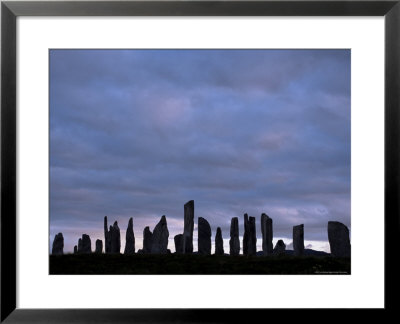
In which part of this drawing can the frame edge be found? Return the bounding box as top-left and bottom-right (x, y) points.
(1, 1), (16, 322)
(385, 0), (400, 312)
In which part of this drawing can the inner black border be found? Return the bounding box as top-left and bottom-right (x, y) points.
(1, 1), (399, 322)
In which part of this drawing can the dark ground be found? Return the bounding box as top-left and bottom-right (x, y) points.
(49, 253), (350, 275)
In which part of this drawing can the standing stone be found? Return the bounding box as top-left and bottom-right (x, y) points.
(261, 213), (273, 256)
(124, 217), (135, 254)
(328, 221), (351, 257)
(198, 217), (211, 255)
(243, 214), (256, 256)
(81, 234), (92, 254)
(229, 217), (240, 256)
(182, 200), (194, 254)
(174, 234), (183, 254)
(293, 224), (304, 256)
(78, 238), (82, 253)
(73, 245), (77, 254)
(243, 214), (249, 255)
(215, 227), (224, 255)
(249, 216), (256, 255)
(104, 216), (111, 253)
(52, 233), (64, 255)
(95, 239), (103, 254)
(273, 239), (286, 255)
(143, 226), (153, 254)
(151, 215), (169, 254)
(110, 221), (121, 254)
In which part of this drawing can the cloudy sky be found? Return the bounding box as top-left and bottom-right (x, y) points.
(49, 49), (350, 254)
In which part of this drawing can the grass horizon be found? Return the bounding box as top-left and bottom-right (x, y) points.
(49, 254), (350, 275)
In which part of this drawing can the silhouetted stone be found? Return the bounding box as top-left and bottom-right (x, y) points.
(52, 233), (64, 255)
(249, 217), (257, 255)
(73, 245), (77, 254)
(243, 214), (249, 255)
(174, 234), (183, 254)
(243, 214), (256, 256)
(229, 217), (240, 256)
(124, 217), (135, 254)
(110, 221), (121, 254)
(261, 213), (273, 256)
(215, 227), (224, 255)
(109, 225), (112, 243)
(78, 238), (82, 253)
(95, 239), (103, 254)
(273, 239), (286, 256)
(143, 226), (153, 254)
(151, 215), (169, 254)
(104, 216), (111, 253)
(137, 249), (144, 254)
(198, 217), (211, 255)
(183, 200), (194, 254)
(293, 224), (304, 256)
(328, 221), (351, 257)
(81, 234), (92, 254)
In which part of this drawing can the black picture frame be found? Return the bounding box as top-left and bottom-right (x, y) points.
(1, 0), (399, 322)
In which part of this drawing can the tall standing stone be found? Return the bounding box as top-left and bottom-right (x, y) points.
(243, 214), (249, 255)
(183, 200), (194, 254)
(151, 215), (169, 254)
(52, 233), (64, 255)
(143, 226), (153, 254)
(73, 245), (77, 254)
(328, 221), (351, 257)
(174, 234), (183, 254)
(110, 221), (121, 254)
(198, 217), (211, 255)
(104, 216), (111, 253)
(273, 239), (286, 256)
(95, 239), (103, 254)
(293, 224), (304, 256)
(81, 234), (92, 254)
(124, 217), (135, 254)
(249, 216), (256, 255)
(215, 227), (224, 255)
(243, 214), (256, 256)
(229, 217), (240, 256)
(78, 238), (83, 253)
(261, 213), (273, 256)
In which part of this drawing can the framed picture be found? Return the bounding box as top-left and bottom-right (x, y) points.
(1, 0), (399, 321)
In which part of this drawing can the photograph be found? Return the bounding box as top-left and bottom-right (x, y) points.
(2, 0), (398, 320)
(49, 49), (351, 275)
